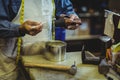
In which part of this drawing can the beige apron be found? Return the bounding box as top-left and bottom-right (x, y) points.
(0, 0), (54, 79)
(104, 13), (114, 38)
(0, 37), (17, 79)
(13, 0), (54, 55)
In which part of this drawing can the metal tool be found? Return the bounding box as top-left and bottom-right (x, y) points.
(98, 59), (111, 75)
(81, 45), (100, 65)
(99, 59), (120, 80)
(24, 62), (77, 75)
(69, 61), (77, 75)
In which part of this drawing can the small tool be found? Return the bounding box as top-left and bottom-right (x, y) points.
(98, 58), (111, 75)
(81, 45), (100, 65)
(69, 61), (77, 75)
(24, 62), (77, 75)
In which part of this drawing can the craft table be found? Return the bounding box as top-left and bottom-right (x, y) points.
(21, 51), (109, 80)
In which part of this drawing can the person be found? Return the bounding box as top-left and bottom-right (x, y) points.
(0, 0), (81, 80)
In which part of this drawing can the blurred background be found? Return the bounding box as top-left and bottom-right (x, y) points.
(67, 0), (109, 36)
(65, 0), (120, 52)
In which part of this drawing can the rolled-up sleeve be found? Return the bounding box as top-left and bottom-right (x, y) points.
(55, 0), (76, 17)
(0, 20), (25, 38)
(0, 0), (24, 38)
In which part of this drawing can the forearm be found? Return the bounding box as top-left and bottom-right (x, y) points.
(0, 0), (23, 38)
(0, 20), (25, 38)
(55, 0), (76, 17)
(63, 1), (76, 15)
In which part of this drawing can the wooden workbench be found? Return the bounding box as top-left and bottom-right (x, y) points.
(21, 51), (108, 80)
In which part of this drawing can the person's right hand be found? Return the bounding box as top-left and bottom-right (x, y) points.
(19, 20), (43, 36)
(60, 14), (82, 30)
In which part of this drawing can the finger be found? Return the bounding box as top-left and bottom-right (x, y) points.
(68, 28), (76, 30)
(69, 15), (78, 21)
(31, 23), (42, 30)
(69, 15), (81, 23)
(26, 20), (41, 26)
(29, 30), (41, 36)
(34, 23), (43, 31)
(36, 29), (42, 34)
(72, 19), (82, 25)
(29, 24), (43, 35)
(67, 26), (76, 30)
(29, 31), (39, 36)
(70, 16), (75, 21)
(76, 24), (80, 27)
(31, 26), (37, 30)
(74, 16), (79, 19)
(76, 19), (82, 24)
(29, 31), (36, 36)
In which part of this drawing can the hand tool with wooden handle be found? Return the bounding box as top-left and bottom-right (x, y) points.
(24, 62), (77, 75)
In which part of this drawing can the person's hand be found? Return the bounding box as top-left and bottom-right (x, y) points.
(19, 20), (43, 36)
(67, 14), (81, 30)
(60, 14), (82, 30)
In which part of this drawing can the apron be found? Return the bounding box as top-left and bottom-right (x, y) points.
(104, 13), (114, 38)
(13, 0), (54, 55)
(23, 0), (53, 44)
(0, 39), (17, 79)
(0, 0), (54, 79)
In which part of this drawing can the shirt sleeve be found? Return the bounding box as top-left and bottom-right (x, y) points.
(0, 20), (25, 38)
(55, 0), (76, 17)
(0, 0), (24, 38)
